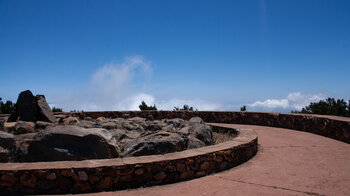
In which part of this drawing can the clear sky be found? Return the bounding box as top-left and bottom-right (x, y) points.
(1, 0), (349, 112)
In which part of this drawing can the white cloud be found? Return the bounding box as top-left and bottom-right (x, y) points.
(249, 92), (325, 112)
(51, 55), (221, 111)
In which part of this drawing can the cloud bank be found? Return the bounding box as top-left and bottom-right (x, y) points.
(248, 92), (325, 112)
(52, 56), (221, 111)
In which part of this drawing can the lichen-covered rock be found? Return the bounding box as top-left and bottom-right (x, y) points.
(23, 126), (120, 162)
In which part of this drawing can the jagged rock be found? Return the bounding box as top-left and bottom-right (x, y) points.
(23, 126), (120, 162)
(189, 117), (204, 125)
(192, 124), (213, 145)
(123, 131), (188, 157)
(14, 121), (35, 134)
(7, 90), (56, 123)
(35, 95), (56, 123)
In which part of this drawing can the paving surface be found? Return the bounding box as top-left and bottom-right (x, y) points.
(74, 124), (350, 196)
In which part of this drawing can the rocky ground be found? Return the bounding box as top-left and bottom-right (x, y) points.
(0, 90), (235, 163)
(0, 115), (235, 163)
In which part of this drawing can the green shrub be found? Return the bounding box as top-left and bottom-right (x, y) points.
(139, 101), (157, 111)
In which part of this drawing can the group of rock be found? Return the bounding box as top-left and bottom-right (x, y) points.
(0, 90), (213, 162)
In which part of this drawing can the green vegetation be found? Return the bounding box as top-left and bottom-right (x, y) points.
(293, 98), (350, 117)
(139, 101), (157, 111)
(240, 105), (247, 111)
(52, 107), (63, 112)
(174, 105), (195, 111)
(0, 97), (15, 114)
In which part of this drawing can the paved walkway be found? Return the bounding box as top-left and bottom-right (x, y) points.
(78, 124), (350, 196)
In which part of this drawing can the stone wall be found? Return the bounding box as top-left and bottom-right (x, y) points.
(69, 111), (350, 143)
(0, 125), (257, 194)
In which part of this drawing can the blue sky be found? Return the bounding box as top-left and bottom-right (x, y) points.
(0, 0), (349, 112)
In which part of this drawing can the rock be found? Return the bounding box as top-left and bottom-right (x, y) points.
(35, 95), (56, 123)
(14, 121), (35, 134)
(189, 117), (204, 125)
(78, 120), (94, 128)
(62, 117), (79, 125)
(129, 117), (145, 124)
(123, 131), (188, 157)
(192, 124), (213, 145)
(179, 126), (191, 135)
(187, 135), (206, 149)
(0, 118), (4, 131)
(23, 126), (120, 162)
(101, 121), (116, 129)
(4, 122), (16, 133)
(153, 171), (167, 181)
(0, 131), (14, 149)
(9, 90), (36, 122)
(35, 121), (53, 130)
(144, 123), (162, 131)
(146, 115), (154, 121)
(7, 90), (56, 123)
(0, 131), (15, 162)
(84, 117), (92, 121)
(96, 117), (106, 124)
(166, 118), (184, 127)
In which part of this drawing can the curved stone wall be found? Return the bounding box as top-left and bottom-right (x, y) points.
(0, 125), (257, 194)
(71, 111), (350, 143)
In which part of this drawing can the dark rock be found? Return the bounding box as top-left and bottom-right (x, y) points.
(146, 115), (154, 121)
(23, 126), (120, 162)
(166, 118), (184, 127)
(123, 131), (188, 157)
(192, 124), (213, 145)
(35, 95), (56, 123)
(7, 90), (56, 123)
(144, 124), (162, 131)
(9, 90), (36, 122)
(189, 117), (204, 125)
(0, 131), (15, 162)
(0, 118), (4, 131)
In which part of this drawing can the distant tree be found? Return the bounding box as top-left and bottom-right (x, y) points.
(52, 107), (63, 112)
(174, 105), (194, 111)
(240, 105), (247, 111)
(139, 101), (157, 111)
(0, 98), (15, 114)
(298, 97), (349, 117)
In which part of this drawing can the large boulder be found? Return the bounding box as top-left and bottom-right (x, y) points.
(23, 126), (120, 162)
(8, 90), (55, 123)
(122, 131), (188, 157)
(0, 131), (15, 162)
(192, 124), (213, 145)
